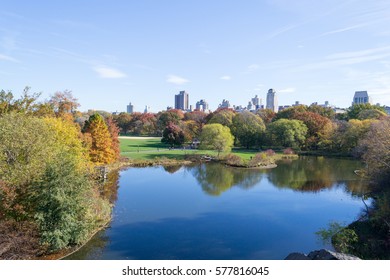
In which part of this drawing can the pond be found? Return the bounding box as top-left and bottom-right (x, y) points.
(66, 157), (370, 260)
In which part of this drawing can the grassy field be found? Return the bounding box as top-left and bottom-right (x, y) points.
(119, 137), (294, 161)
(119, 137), (215, 160)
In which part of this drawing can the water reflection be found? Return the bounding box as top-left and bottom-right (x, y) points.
(268, 157), (369, 195)
(189, 163), (264, 196)
(188, 157), (368, 196)
(66, 157), (371, 260)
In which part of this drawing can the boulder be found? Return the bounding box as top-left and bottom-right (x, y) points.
(285, 249), (360, 260)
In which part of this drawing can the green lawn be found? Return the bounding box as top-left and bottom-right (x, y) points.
(119, 137), (214, 160)
(119, 137), (286, 161)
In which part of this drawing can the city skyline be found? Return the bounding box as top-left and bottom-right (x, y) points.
(1, 1), (390, 112)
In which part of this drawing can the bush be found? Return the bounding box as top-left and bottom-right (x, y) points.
(283, 148), (295, 155)
(223, 154), (243, 166)
(265, 149), (275, 156)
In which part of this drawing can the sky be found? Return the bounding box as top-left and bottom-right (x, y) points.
(1, 0), (390, 112)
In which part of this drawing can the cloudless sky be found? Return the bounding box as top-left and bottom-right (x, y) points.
(1, 0), (390, 112)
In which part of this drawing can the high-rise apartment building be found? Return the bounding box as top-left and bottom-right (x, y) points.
(352, 91), (372, 105)
(195, 99), (209, 111)
(266, 88), (278, 112)
(219, 99), (231, 108)
(126, 102), (134, 113)
(174, 90), (189, 110)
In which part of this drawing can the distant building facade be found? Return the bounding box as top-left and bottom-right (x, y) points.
(352, 91), (372, 105)
(219, 99), (231, 108)
(251, 95), (262, 109)
(126, 102), (134, 113)
(266, 88), (278, 112)
(195, 99), (209, 111)
(174, 90), (189, 110)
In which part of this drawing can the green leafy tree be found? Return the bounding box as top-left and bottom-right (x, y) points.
(347, 103), (386, 120)
(208, 108), (236, 128)
(231, 111), (265, 149)
(199, 123), (234, 156)
(267, 118), (308, 148)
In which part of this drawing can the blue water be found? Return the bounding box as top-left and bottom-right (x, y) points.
(67, 157), (369, 260)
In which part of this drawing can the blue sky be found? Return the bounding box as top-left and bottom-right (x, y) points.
(1, 0), (390, 112)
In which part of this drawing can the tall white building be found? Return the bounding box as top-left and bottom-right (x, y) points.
(266, 89), (278, 112)
(174, 90), (189, 110)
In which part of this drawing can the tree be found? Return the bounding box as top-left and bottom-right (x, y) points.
(48, 90), (80, 116)
(199, 124), (234, 156)
(113, 112), (132, 134)
(360, 117), (390, 184)
(208, 108), (236, 128)
(267, 119), (308, 148)
(161, 122), (185, 146)
(339, 119), (375, 155)
(231, 111), (265, 149)
(256, 109), (276, 124)
(0, 87), (41, 116)
(274, 105), (308, 120)
(308, 104), (335, 119)
(106, 116), (121, 161)
(157, 109), (184, 135)
(83, 113), (115, 164)
(292, 111), (333, 149)
(346, 103), (386, 120)
(357, 109), (387, 120)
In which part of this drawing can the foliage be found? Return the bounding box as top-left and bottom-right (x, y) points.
(208, 109), (236, 128)
(360, 117), (390, 185)
(161, 122), (185, 146)
(83, 113), (115, 164)
(157, 109), (184, 134)
(223, 153), (243, 167)
(267, 118), (307, 148)
(48, 90), (80, 117)
(106, 116), (121, 161)
(283, 148), (295, 155)
(292, 111), (333, 150)
(31, 154), (96, 251)
(0, 87), (41, 116)
(265, 149), (275, 156)
(308, 104), (336, 119)
(247, 153), (274, 167)
(199, 124), (234, 156)
(256, 109), (276, 124)
(347, 103), (386, 120)
(357, 109), (387, 120)
(232, 111), (265, 149)
(316, 222), (358, 254)
(274, 105), (308, 120)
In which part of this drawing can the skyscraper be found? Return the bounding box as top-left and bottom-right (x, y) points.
(266, 88), (278, 112)
(126, 102), (134, 113)
(195, 99), (209, 111)
(352, 91), (372, 105)
(174, 90), (189, 110)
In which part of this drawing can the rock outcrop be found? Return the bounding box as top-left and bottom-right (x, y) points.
(285, 249), (360, 260)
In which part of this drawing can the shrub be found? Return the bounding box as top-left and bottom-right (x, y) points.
(223, 154), (243, 166)
(283, 148), (295, 155)
(265, 149), (275, 156)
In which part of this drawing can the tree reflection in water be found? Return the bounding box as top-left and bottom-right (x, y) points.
(189, 163), (264, 196)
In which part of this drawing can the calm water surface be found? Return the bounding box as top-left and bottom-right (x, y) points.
(67, 157), (369, 260)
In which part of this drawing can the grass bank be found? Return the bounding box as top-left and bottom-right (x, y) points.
(119, 137), (298, 166)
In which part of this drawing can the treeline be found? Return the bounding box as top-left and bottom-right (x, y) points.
(0, 88), (120, 259)
(114, 103), (388, 154)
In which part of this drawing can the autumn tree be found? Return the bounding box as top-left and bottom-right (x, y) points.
(231, 111), (265, 149)
(106, 116), (121, 161)
(0, 87), (41, 116)
(256, 108), (276, 124)
(199, 123), (234, 156)
(83, 113), (115, 164)
(161, 122), (185, 146)
(157, 109), (184, 135)
(48, 90), (80, 121)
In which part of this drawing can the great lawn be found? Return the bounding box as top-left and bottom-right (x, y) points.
(119, 136), (292, 161)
